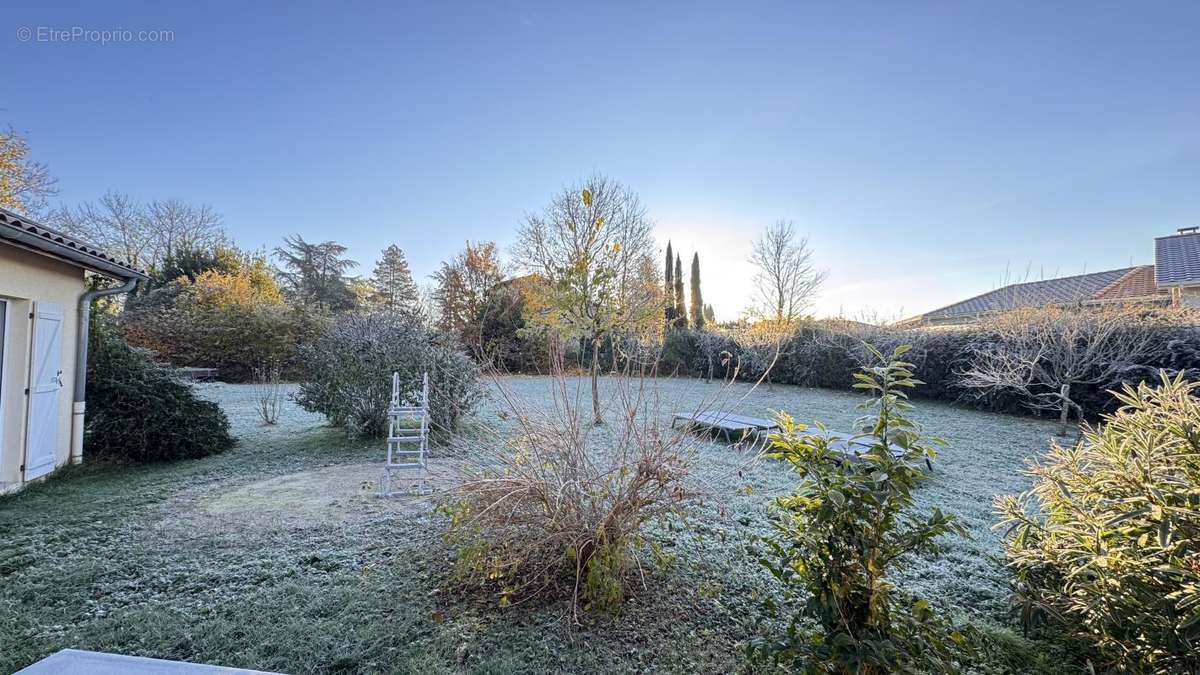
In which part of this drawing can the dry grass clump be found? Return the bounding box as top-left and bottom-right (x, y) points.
(443, 370), (701, 619)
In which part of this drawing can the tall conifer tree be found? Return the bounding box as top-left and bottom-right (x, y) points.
(674, 254), (687, 329)
(371, 244), (420, 312)
(690, 252), (704, 329)
(664, 241), (676, 330)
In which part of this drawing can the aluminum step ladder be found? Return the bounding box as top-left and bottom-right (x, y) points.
(380, 371), (431, 497)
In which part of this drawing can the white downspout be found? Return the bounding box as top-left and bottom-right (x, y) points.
(71, 278), (139, 464)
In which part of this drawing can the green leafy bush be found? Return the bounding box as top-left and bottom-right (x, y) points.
(85, 316), (234, 462)
(749, 344), (974, 674)
(294, 311), (483, 437)
(659, 327), (698, 376)
(125, 295), (325, 382)
(996, 372), (1200, 673)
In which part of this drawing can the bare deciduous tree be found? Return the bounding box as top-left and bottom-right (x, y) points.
(146, 198), (226, 262)
(748, 219), (827, 327)
(958, 306), (1157, 435)
(50, 191), (155, 268)
(512, 175), (657, 424)
(50, 193), (226, 271)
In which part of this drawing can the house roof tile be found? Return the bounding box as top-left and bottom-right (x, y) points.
(0, 206), (148, 280)
(918, 267), (1136, 321)
(1155, 230), (1200, 288)
(1094, 265), (1162, 301)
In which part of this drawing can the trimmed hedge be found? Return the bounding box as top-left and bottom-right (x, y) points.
(657, 321), (1200, 421)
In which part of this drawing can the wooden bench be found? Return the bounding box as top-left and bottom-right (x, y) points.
(174, 367), (219, 381)
(672, 411), (780, 441)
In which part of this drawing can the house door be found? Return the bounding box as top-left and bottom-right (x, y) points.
(25, 302), (64, 481)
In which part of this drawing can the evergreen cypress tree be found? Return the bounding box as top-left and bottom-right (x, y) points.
(704, 304), (715, 324)
(664, 241), (676, 330)
(674, 254), (687, 329)
(690, 252), (704, 330)
(372, 244), (420, 312)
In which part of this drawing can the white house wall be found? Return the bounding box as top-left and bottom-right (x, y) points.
(0, 243), (85, 491)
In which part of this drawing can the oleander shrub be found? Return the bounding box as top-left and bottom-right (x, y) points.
(294, 311), (483, 438)
(85, 316), (234, 462)
(749, 345), (975, 673)
(996, 372), (1200, 673)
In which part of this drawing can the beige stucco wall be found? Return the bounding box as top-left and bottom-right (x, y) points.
(0, 242), (85, 490)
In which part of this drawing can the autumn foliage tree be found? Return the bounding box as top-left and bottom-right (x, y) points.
(123, 249), (318, 381)
(151, 244), (241, 288)
(432, 240), (505, 356)
(0, 126), (58, 216)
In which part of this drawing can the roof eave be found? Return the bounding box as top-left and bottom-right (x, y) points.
(1155, 279), (1200, 289)
(0, 218), (148, 281)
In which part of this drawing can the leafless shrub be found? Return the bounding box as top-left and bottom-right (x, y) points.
(958, 306), (1159, 435)
(442, 351), (751, 620)
(253, 362), (284, 425)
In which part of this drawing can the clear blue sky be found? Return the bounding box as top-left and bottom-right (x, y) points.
(3, 2), (1198, 320)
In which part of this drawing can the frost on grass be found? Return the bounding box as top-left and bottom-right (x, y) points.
(0, 377), (1061, 674)
(470, 375), (1057, 621)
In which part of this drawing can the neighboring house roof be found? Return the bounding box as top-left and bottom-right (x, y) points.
(0, 206), (147, 280)
(906, 266), (1164, 325)
(1155, 228), (1200, 288)
(1094, 265), (1160, 301)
